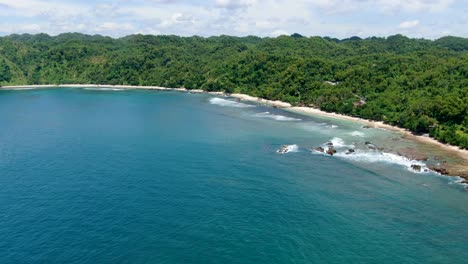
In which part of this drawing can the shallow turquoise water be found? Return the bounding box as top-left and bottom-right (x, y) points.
(0, 88), (466, 263)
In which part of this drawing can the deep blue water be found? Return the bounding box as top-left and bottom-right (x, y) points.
(0, 88), (466, 264)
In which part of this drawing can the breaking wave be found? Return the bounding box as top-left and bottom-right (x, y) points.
(254, 112), (301, 121)
(335, 151), (429, 173)
(209, 98), (255, 108)
(327, 137), (355, 149)
(449, 177), (468, 187)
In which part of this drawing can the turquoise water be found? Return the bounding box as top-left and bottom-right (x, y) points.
(0, 88), (466, 264)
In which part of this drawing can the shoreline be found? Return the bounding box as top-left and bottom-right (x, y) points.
(229, 94), (467, 158)
(2, 84), (467, 181)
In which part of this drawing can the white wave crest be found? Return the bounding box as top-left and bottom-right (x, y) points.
(84, 88), (125, 91)
(209, 98), (255, 108)
(330, 137), (346, 147)
(335, 151), (428, 173)
(350, 131), (365, 137)
(324, 137), (356, 149)
(449, 177), (468, 187)
(254, 112), (301, 121)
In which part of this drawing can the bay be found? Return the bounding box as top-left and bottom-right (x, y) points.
(0, 88), (466, 264)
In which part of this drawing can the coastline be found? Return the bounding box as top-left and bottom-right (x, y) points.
(2, 84), (467, 181)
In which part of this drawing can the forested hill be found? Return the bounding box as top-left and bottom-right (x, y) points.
(0, 33), (467, 148)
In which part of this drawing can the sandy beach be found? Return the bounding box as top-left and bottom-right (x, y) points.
(2, 84), (467, 180)
(229, 95), (467, 159)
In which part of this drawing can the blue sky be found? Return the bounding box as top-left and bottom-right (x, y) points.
(0, 0), (466, 39)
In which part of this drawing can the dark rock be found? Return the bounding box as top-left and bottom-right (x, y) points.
(411, 164), (422, 172)
(346, 149), (355, 155)
(326, 147), (337, 156)
(428, 165), (449, 175)
(362, 125), (372, 129)
(277, 145), (289, 154)
(365, 142), (378, 150)
(314, 147), (324, 153)
(326, 142), (334, 146)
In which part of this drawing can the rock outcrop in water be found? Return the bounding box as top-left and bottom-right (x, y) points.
(314, 147), (324, 153)
(313, 144), (336, 156)
(326, 147), (337, 156)
(346, 149), (355, 155)
(411, 164), (422, 172)
(277, 145), (290, 154)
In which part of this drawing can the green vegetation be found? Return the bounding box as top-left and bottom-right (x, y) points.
(0, 33), (467, 148)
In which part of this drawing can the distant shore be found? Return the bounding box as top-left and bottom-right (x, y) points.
(2, 84), (467, 181)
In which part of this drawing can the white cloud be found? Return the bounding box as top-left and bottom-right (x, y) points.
(0, 0), (465, 39)
(399, 20), (420, 29)
(378, 0), (455, 13)
(98, 22), (135, 32)
(215, 0), (257, 9)
(272, 29), (289, 37)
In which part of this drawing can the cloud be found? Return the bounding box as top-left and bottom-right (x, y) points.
(378, 0), (455, 13)
(272, 29), (289, 37)
(399, 20), (420, 29)
(161, 13), (195, 27)
(98, 22), (135, 32)
(0, 0), (465, 39)
(215, 0), (257, 9)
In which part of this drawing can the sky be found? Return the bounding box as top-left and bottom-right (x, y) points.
(0, 0), (466, 39)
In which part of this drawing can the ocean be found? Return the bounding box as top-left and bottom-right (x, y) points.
(0, 88), (466, 263)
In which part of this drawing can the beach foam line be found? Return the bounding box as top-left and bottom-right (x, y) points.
(254, 112), (301, 121)
(84, 87), (125, 91)
(5, 87), (36, 90)
(209, 97), (255, 108)
(335, 150), (429, 173)
(324, 137), (427, 173)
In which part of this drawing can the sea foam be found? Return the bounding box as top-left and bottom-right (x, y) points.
(84, 88), (125, 91)
(254, 112), (301, 121)
(277, 144), (299, 153)
(328, 137), (355, 148)
(209, 98), (255, 108)
(335, 151), (428, 173)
